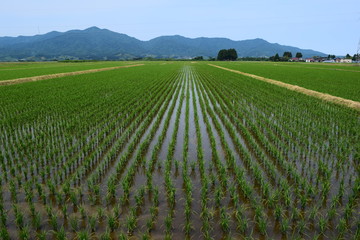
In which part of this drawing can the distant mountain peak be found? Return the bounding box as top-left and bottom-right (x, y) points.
(0, 27), (326, 61)
(84, 26), (102, 31)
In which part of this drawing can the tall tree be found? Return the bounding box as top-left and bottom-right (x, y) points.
(217, 49), (227, 61)
(352, 54), (359, 61)
(274, 53), (280, 61)
(283, 52), (292, 58)
(295, 52), (303, 58)
(228, 48), (238, 60)
(217, 49), (238, 61)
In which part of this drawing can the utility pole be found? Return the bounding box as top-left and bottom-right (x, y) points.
(357, 38), (360, 64)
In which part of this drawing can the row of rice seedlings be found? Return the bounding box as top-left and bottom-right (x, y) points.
(217, 65), (357, 189)
(189, 69), (211, 239)
(145, 69), (184, 176)
(55, 78), (164, 185)
(181, 69), (194, 238)
(0, 76), (148, 186)
(111, 73), (180, 205)
(73, 74), (177, 187)
(83, 77), (177, 194)
(192, 69), (241, 237)
(202, 68), (355, 236)
(198, 64), (358, 238)
(198, 71), (314, 208)
(8, 85), (178, 237)
(0, 69), (176, 216)
(202, 70), (344, 216)
(194, 78), (229, 193)
(0, 65), (181, 238)
(61, 69), (178, 188)
(198, 69), (325, 237)
(195, 72), (252, 238)
(195, 73), (276, 237)
(161, 70), (188, 239)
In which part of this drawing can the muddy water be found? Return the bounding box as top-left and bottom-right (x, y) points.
(145, 81), (181, 160)
(195, 79), (227, 166)
(192, 79), (212, 165)
(96, 81), (178, 197)
(196, 74), (274, 200)
(173, 82), (187, 163)
(187, 74), (198, 163)
(157, 72), (186, 163)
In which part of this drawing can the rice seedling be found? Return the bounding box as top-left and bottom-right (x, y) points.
(220, 207), (231, 234)
(19, 225), (30, 240)
(88, 215), (97, 232)
(69, 215), (79, 232)
(125, 212), (137, 235)
(52, 226), (67, 240)
(97, 207), (105, 221)
(100, 228), (111, 240)
(49, 213), (59, 231)
(107, 214), (117, 232)
(36, 230), (48, 240)
(118, 232), (128, 240)
(280, 217), (290, 235)
(79, 205), (86, 219)
(0, 227), (10, 240)
(164, 213), (173, 235)
(75, 230), (93, 240)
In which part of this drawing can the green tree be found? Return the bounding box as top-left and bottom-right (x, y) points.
(193, 56), (204, 60)
(283, 52), (292, 58)
(295, 52), (303, 58)
(217, 49), (238, 61)
(228, 48), (238, 60)
(274, 53), (280, 61)
(352, 54), (359, 61)
(345, 54), (352, 59)
(217, 49), (227, 61)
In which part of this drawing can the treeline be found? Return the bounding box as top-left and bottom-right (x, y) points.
(269, 52), (303, 61)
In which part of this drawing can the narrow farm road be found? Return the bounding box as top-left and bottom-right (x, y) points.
(0, 63), (144, 86)
(208, 64), (360, 111)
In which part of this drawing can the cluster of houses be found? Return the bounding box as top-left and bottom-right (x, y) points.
(290, 57), (355, 63)
(305, 57), (354, 63)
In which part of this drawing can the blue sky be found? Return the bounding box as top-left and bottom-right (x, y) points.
(1, 0), (359, 55)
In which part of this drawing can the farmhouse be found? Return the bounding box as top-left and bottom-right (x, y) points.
(323, 59), (335, 63)
(290, 57), (303, 62)
(340, 58), (352, 63)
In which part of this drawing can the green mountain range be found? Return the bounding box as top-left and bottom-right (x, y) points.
(0, 27), (326, 61)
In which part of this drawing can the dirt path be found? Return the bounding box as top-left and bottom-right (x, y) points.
(208, 64), (360, 111)
(0, 64), (144, 86)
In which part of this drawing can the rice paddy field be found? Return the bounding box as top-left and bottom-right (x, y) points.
(0, 61), (359, 240)
(0, 61), (136, 81)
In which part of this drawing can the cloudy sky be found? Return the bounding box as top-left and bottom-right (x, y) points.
(1, 0), (359, 55)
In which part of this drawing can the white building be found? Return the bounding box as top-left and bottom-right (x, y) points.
(340, 59), (352, 63)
